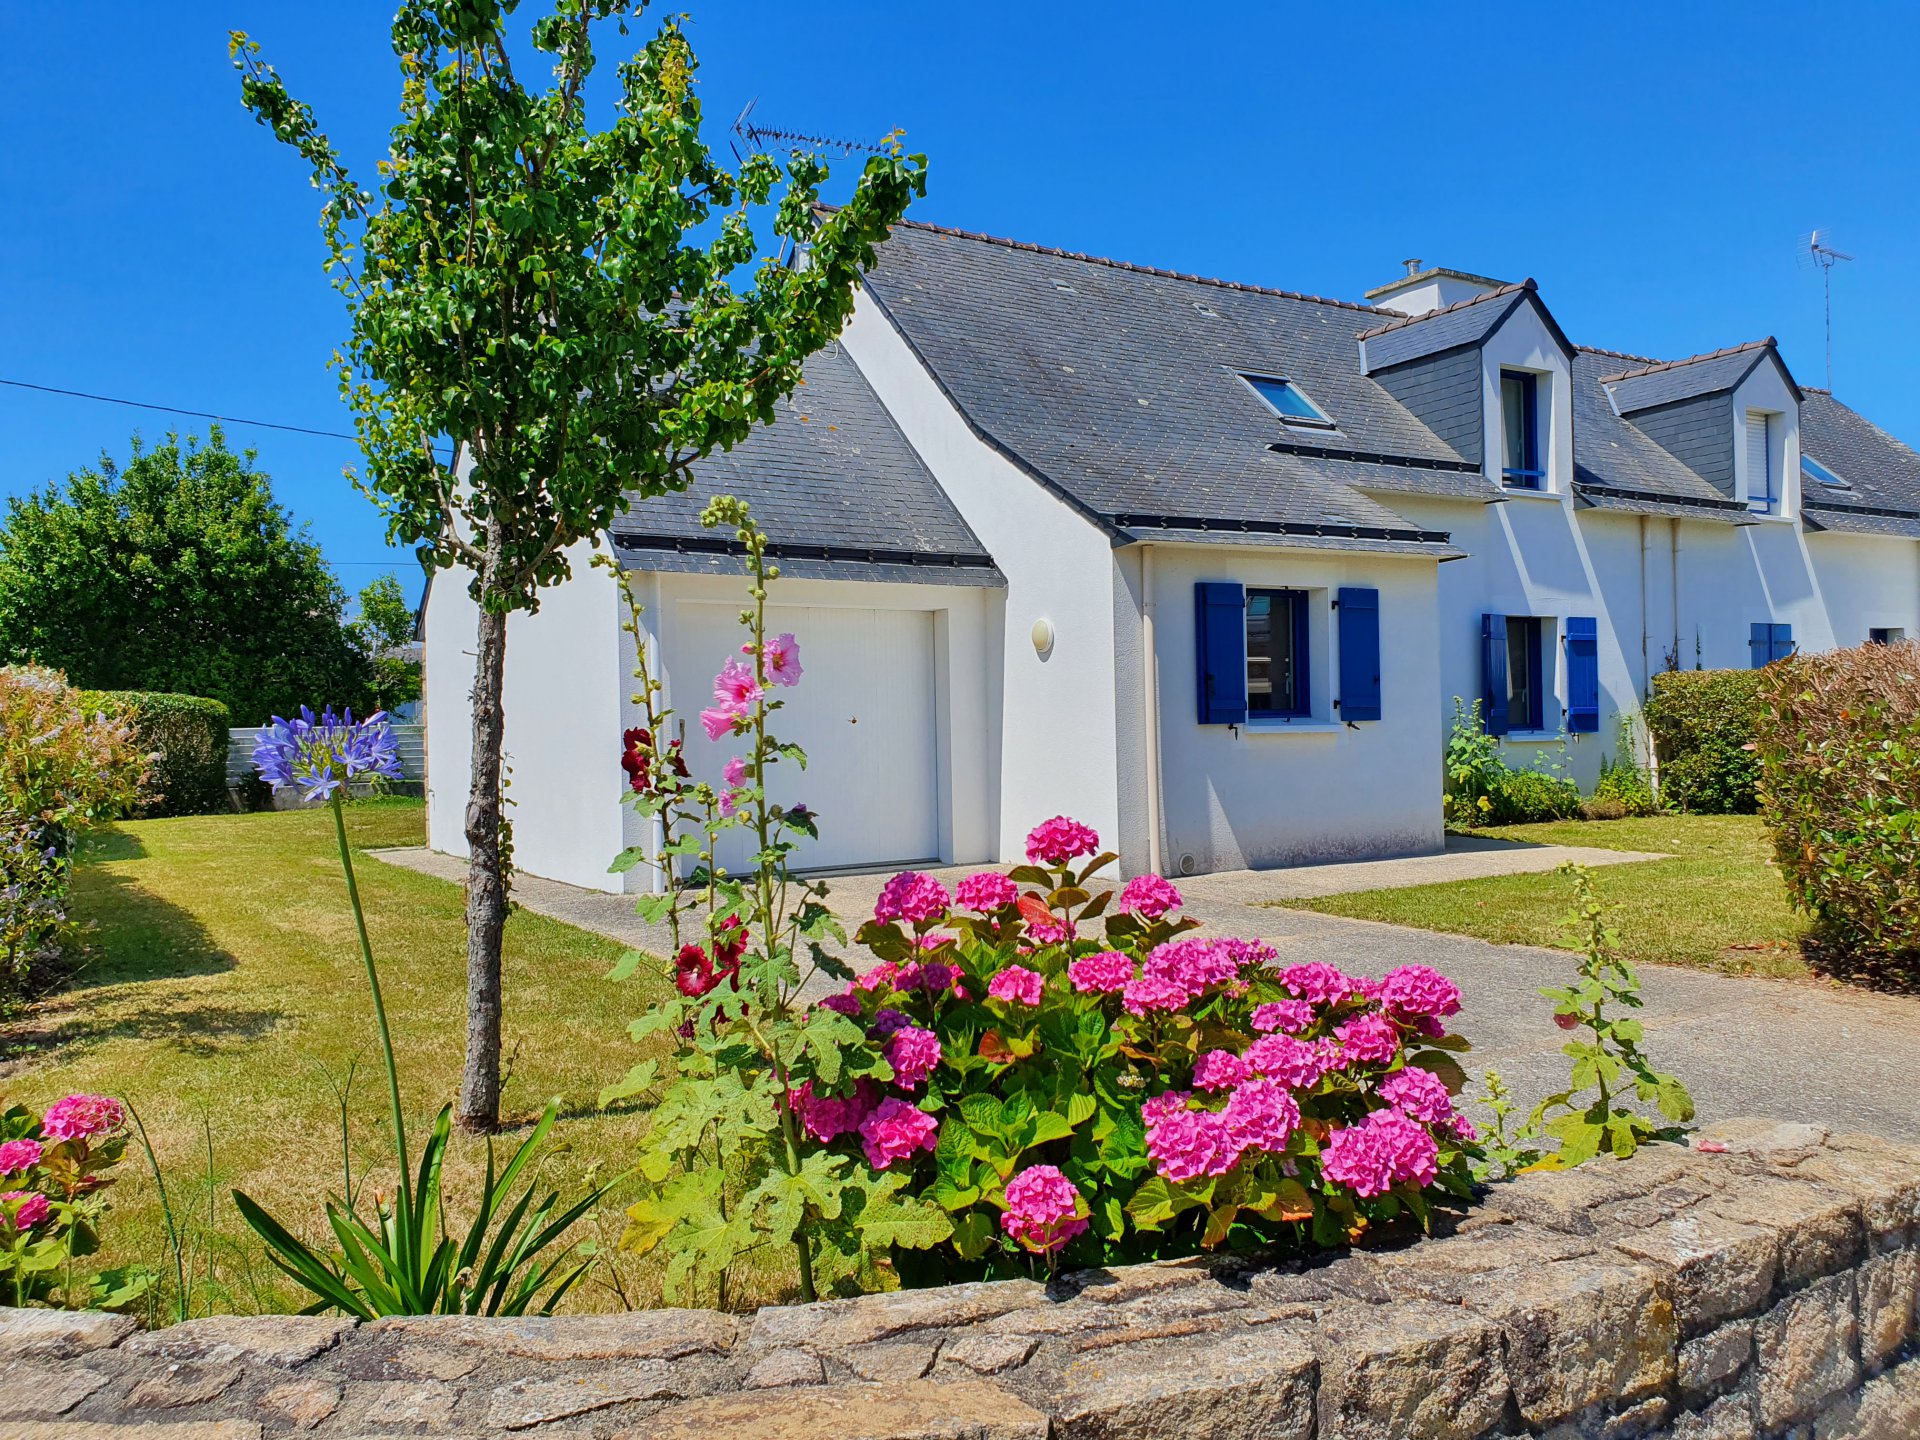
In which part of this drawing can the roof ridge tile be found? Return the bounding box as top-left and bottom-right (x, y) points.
(1353, 279), (1534, 340)
(1599, 338), (1777, 386)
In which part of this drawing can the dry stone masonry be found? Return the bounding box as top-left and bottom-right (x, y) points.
(2, 1119), (1916, 1439)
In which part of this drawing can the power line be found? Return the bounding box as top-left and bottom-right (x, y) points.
(0, 376), (359, 442)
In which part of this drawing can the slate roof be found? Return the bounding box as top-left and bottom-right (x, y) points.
(1602, 341), (1797, 414)
(1798, 389), (1920, 527)
(1571, 349), (1752, 518)
(1358, 281), (1575, 372)
(610, 343), (1001, 586)
(856, 220), (1483, 555)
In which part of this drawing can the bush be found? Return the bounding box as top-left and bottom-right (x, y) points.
(1644, 669), (1765, 814)
(1489, 768), (1582, 825)
(81, 691), (231, 817)
(1586, 719), (1661, 820)
(0, 816), (72, 1007)
(1443, 699), (1579, 826)
(1755, 642), (1920, 978)
(0, 1091), (151, 1309)
(0, 666), (145, 836)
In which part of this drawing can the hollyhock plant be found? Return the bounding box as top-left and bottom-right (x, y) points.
(754, 633), (804, 687)
(713, 656), (763, 711)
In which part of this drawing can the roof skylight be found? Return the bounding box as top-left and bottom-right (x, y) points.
(1242, 373), (1335, 430)
(1802, 455), (1852, 490)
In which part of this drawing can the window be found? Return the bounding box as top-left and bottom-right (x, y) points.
(1243, 374), (1334, 429)
(1802, 455), (1851, 491)
(1746, 410), (1777, 513)
(1500, 371), (1543, 488)
(1749, 623), (1794, 668)
(1870, 627), (1905, 645)
(1505, 616), (1546, 730)
(1246, 588), (1310, 717)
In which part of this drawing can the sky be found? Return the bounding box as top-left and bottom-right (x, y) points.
(5, 2), (1918, 609)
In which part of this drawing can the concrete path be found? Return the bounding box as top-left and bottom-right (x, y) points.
(1196, 832), (1666, 900)
(371, 845), (1920, 1142)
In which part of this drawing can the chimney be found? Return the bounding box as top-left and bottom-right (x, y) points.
(1365, 262), (1510, 317)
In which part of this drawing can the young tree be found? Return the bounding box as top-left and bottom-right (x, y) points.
(233, 1), (926, 1130)
(349, 574), (424, 714)
(0, 429), (371, 726)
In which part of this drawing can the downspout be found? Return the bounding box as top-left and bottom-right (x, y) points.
(1141, 546), (1165, 876)
(646, 568), (667, 896)
(1638, 515), (1650, 696)
(1669, 518), (1682, 667)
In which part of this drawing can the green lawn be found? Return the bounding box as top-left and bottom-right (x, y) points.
(1277, 815), (1811, 979)
(0, 800), (679, 1316)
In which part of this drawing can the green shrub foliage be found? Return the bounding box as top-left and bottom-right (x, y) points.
(82, 692), (231, 818)
(1755, 642), (1920, 977)
(1443, 700), (1580, 826)
(1643, 669), (1765, 814)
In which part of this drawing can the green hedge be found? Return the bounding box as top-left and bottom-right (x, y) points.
(1642, 669), (1765, 814)
(1755, 643), (1920, 980)
(81, 691), (231, 817)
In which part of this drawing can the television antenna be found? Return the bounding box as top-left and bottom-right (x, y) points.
(728, 98), (893, 164)
(1800, 229), (1855, 391)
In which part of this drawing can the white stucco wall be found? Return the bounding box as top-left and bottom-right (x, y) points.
(841, 292), (1124, 857)
(421, 539), (628, 892)
(1146, 543), (1445, 873)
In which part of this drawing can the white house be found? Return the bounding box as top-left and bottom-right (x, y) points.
(423, 220), (1920, 891)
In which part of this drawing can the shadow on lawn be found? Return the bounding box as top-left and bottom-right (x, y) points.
(65, 866), (239, 992)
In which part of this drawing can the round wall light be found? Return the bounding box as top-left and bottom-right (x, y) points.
(1030, 618), (1056, 658)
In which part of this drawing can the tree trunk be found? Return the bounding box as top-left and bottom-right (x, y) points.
(457, 560), (510, 1133)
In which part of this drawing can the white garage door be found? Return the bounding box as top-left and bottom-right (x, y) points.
(673, 602), (940, 874)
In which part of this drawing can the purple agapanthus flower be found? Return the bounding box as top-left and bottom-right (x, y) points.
(253, 707), (404, 802)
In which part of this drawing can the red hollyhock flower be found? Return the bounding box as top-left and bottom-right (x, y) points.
(675, 943), (716, 997)
(620, 728), (689, 796)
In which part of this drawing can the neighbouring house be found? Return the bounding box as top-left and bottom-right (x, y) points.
(423, 220), (1920, 890)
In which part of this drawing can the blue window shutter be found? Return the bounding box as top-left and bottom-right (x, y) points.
(1565, 617), (1599, 733)
(1195, 582), (1247, 725)
(1770, 624), (1795, 663)
(1750, 622), (1772, 669)
(1481, 614), (1510, 736)
(1337, 587), (1382, 721)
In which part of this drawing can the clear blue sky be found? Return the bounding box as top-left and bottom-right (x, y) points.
(5, 2), (1917, 607)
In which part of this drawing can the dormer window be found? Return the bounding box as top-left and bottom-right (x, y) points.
(1500, 371), (1543, 488)
(1242, 374), (1336, 430)
(1802, 454), (1851, 491)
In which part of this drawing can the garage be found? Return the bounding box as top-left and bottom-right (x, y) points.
(672, 599), (941, 874)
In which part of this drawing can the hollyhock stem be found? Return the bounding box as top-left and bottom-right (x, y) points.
(331, 791), (407, 1169)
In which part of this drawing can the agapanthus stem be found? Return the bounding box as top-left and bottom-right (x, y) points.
(331, 792), (407, 1167)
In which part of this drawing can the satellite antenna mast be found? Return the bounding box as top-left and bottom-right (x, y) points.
(729, 97), (893, 164)
(1806, 229), (1855, 391)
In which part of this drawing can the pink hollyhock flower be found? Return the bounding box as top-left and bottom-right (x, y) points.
(1334, 1012), (1402, 1066)
(1117, 873), (1182, 920)
(873, 871), (953, 927)
(1144, 1101), (1240, 1182)
(713, 656), (763, 710)
(1252, 999), (1315, 1035)
(1278, 963), (1363, 1007)
(40, 1094), (123, 1141)
(0, 1140), (42, 1174)
(859, 1098), (939, 1170)
(1377, 964), (1463, 1021)
(1222, 1077), (1300, 1156)
(1121, 972), (1190, 1017)
(1191, 1049), (1248, 1092)
(1244, 1033), (1334, 1090)
(955, 871), (1019, 912)
(722, 755), (748, 788)
(816, 989), (860, 1018)
(788, 1080), (879, 1143)
(1068, 951), (1134, 994)
(1, 1191), (50, 1231)
(699, 706), (741, 742)
(718, 790), (739, 819)
(886, 1026), (944, 1089)
(1377, 1066), (1456, 1125)
(1001, 1164), (1088, 1254)
(1025, 815), (1100, 867)
(752, 633), (804, 688)
(854, 962), (901, 994)
(1320, 1109), (1441, 1198)
(986, 966), (1044, 1007)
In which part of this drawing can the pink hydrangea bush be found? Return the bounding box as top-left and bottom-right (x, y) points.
(0, 1092), (149, 1309)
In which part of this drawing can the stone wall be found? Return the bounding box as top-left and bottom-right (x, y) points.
(1, 1119), (1915, 1439)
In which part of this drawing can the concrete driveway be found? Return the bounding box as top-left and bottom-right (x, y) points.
(373, 845), (1920, 1142)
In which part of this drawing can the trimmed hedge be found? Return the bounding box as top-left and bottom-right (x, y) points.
(1643, 669), (1766, 814)
(1755, 642), (1920, 979)
(81, 691), (231, 817)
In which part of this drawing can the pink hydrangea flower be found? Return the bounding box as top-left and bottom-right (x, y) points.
(1449, 1114), (1480, 1142)
(1222, 1077), (1300, 1156)
(752, 633), (804, 688)
(713, 656), (764, 710)
(1117, 873), (1182, 919)
(1142, 937), (1245, 995)
(1377, 1066), (1456, 1125)
(1001, 1164), (1088, 1254)
(1191, 1049), (1248, 1092)
(1121, 972), (1190, 1017)
(0, 1191), (49, 1231)
(873, 872), (953, 927)
(1279, 963), (1363, 1007)
(0, 1140), (42, 1174)
(859, 1098), (939, 1170)
(699, 706), (741, 742)
(955, 871), (1019, 912)
(1244, 1033), (1334, 1090)
(1334, 1012), (1402, 1066)
(1144, 1101), (1240, 1182)
(854, 962), (901, 994)
(1320, 1109), (1441, 1198)
(1378, 964), (1463, 1021)
(1252, 999), (1315, 1035)
(788, 1080), (879, 1143)
(986, 966), (1044, 1007)
(869, 1008), (912, 1038)
(886, 1026), (943, 1089)
(40, 1094), (123, 1141)
(816, 990), (861, 1018)
(897, 960), (959, 994)
(1140, 1090), (1190, 1125)
(1068, 952), (1134, 994)
(1025, 913), (1074, 948)
(1026, 816), (1100, 867)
